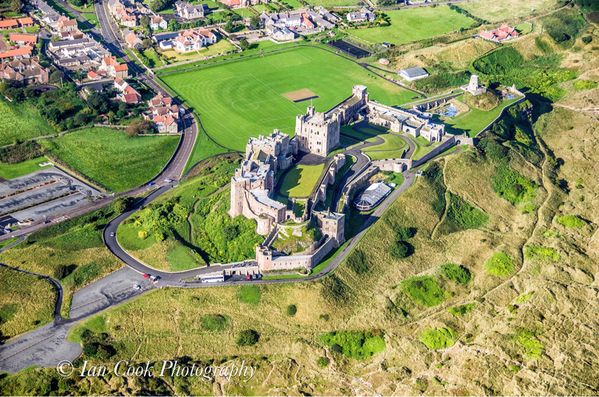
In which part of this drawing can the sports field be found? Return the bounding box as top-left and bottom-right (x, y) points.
(349, 6), (474, 45)
(160, 46), (415, 151)
(458, 0), (558, 22)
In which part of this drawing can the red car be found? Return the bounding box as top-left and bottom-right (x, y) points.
(142, 274), (150, 278)
(246, 274), (251, 280)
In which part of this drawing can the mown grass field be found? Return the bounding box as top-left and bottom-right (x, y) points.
(278, 164), (325, 199)
(159, 40), (236, 63)
(38, 128), (179, 192)
(0, 267), (57, 340)
(160, 46), (415, 151)
(445, 96), (521, 137)
(459, 0), (558, 22)
(349, 6), (474, 45)
(0, 157), (51, 180)
(0, 99), (55, 147)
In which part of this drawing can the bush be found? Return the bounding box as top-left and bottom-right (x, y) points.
(556, 215), (586, 228)
(573, 80), (598, 90)
(319, 330), (385, 359)
(491, 167), (537, 205)
(82, 342), (98, 357)
(525, 245), (558, 261)
(316, 357), (330, 368)
(200, 314), (228, 331)
(138, 230), (148, 240)
(236, 329), (259, 346)
(582, 36), (592, 44)
(286, 304), (297, 316)
(346, 249), (369, 274)
(419, 327), (458, 350)
(446, 303), (475, 316)
(473, 47), (524, 75)
(438, 263), (472, 284)
(401, 276), (444, 307)
(484, 252), (516, 276)
(126, 120), (153, 137)
(53, 264), (69, 279)
(390, 241), (409, 259)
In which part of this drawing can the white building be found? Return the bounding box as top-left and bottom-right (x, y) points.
(398, 66), (429, 81)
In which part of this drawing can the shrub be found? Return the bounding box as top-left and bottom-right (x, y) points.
(443, 193), (489, 231)
(390, 240), (410, 259)
(484, 252), (516, 276)
(515, 292), (533, 304)
(446, 303), (475, 316)
(82, 342), (98, 357)
(316, 357), (330, 368)
(525, 246), (558, 261)
(53, 264), (69, 279)
(346, 249), (369, 274)
(138, 230), (148, 240)
(473, 47), (524, 75)
(321, 275), (348, 305)
(286, 304), (297, 316)
(438, 263), (472, 284)
(491, 167), (537, 205)
(510, 327), (544, 359)
(556, 215), (586, 228)
(401, 276), (444, 307)
(582, 36), (592, 44)
(520, 204), (536, 214)
(238, 285), (261, 305)
(573, 80), (598, 90)
(236, 329), (259, 346)
(419, 327), (458, 350)
(319, 330), (385, 359)
(200, 314), (228, 331)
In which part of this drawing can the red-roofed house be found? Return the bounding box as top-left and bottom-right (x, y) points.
(301, 14), (314, 29)
(125, 31), (142, 49)
(9, 34), (38, 45)
(479, 24), (520, 43)
(0, 19), (19, 30)
(17, 17), (34, 27)
(222, 0), (241, 8)
(57, 16), (78, 32)
(117, 84), (141, 103)
(148, 93), (172, 108)
(99, 56), (129, 79)
(151, 114), (179, 133)
(0, 47), (32, 59)
(145, 93), (180, 132)
(87, 70), (107, 80)
(0, 58), (49, 83)
(173, 28), (217, 53)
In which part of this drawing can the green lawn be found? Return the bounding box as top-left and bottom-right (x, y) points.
(279, 0), (303, 9)
(349, 6), (474, 45)
(38, 128), (179, 192)
(411, 138), (440, 160)
(515, 22), (533, 34)
(160, 46), (415, 152)
(24, 26), (39, 33)
(232, 7), (254, 17)
(363, 134), (406, 151)
(445, 97), (521, 137)
(183, 116), (232, 174)
(83, 12), (99, 27)
(0, 99), (55, 146)
(305, 0), (361, 6)
(252, 4), (269, 12)
(363, 148), (405, 160)
(0, 157), (51, 180)
(279, 164), (325, 198)
(341, 125), (380, 142)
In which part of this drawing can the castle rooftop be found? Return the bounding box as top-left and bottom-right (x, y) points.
(250, 189), (286, 210)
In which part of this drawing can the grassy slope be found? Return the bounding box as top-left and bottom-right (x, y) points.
(350, 6), (474, 45)
(0, 99), (55, 146)
(445, 97), (520, 137)
(459, 0), (558, 22)
(0, 266), (57, 340)
(278, 164), (325, 198)
(160, 46), (415, 151)
(0, 157), (51, 180)
(38, 128), (179, 192)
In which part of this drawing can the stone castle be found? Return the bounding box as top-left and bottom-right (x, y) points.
(230, 85), (450, 272)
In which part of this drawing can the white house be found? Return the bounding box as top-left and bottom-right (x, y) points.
(173, 28), (217, 53)
(150, 16), (168, 30)
(347, 7), (375, 23)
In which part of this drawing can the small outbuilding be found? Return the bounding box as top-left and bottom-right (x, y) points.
(354, 182), (392, 211)
(379, 58), (390, 65)
(398, 66), (429, 81)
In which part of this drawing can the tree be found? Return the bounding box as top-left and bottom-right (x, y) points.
(390, 241), (409, 259)
(236, 329), (259, 346)
(223, 19), (233, 33)
(249, 15), (262, 29)
(140, 15), (150, 28)
(87, 91), (111, 114)
(49, 70), (65, 84)
(141, 38), (153, 49)
(168, 18), (180, 32)
(113, 196), (134, 214)
(126, 119), (153, 137)
(286, 305), (297, 316)
(53, 264), (69, 279)
(10, 0), (22, 13)
(74, 112), (88, 125)
(239, 37), (250, 50)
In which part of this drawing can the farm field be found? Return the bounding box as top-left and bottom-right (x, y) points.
(0, 157), (51, 180)
(278, 163), (325, 199)
(160, 46), (415, 151)
(0, 99), (55, 147)
(349, 6), (474, 45)
(38, 128), (179, 192)
(458, 0), (559, 22)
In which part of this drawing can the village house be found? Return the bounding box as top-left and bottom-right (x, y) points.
(17, 17), (34, 27)
(124, 30), (143, 48)
(99, 56), (129, 79)
(480, 24), (520, 42)
(271, 27), (296, 41)
(9, 34), (37, 46)
(0, 58), (49, 84)
(87, 70), (107, 80)
(175, 1), (208, 19)
(150, 16), (167, 30)
(319, 7), (340, 23)
(108, 0), (127, 15)
(0, 19), (19, 30)
(57, 16), (78, 32)
(0, 47), (32, 60)
(346, 7), (375, 23)
(144, 94), (180, 133)
(173, 28), (217, 53)
(114, 78), (141, 103)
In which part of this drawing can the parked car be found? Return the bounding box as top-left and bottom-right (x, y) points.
(110, 232), (115, 237)
(142, 274), (150, 278)
(150, 275), (160, 282)
(246, 274), (251, 280)
(257, 274), (263, 279)
(133, 285), (141, 290)
(251, 274), (257, 280)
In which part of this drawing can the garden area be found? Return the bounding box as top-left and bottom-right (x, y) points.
(277, 163), (325, 202)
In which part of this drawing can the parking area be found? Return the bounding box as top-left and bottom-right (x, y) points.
(0, 167), (103, 222)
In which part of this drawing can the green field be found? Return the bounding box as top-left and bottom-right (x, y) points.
(160, 46), (415, 152)
(349, 6), (474, 45)
(459, 0), (558, 22)
(364, 148), (406, 160)
(0, 99), (55, 146)
(278, 164), (325, 199)
(232, 7), (254, 17)
(83, 12), (99, 27)
(279, 0), (303, 9)
(39, 128), (179, 192)
(305, 0), (361, 6)
(364, 134), (406, 151)
(0, 157), (51, 180)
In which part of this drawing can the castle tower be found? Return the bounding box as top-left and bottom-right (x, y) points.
(314, 211), (345, 248)
(230, 178), (246, 218)
(468, 75), (480, 92)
